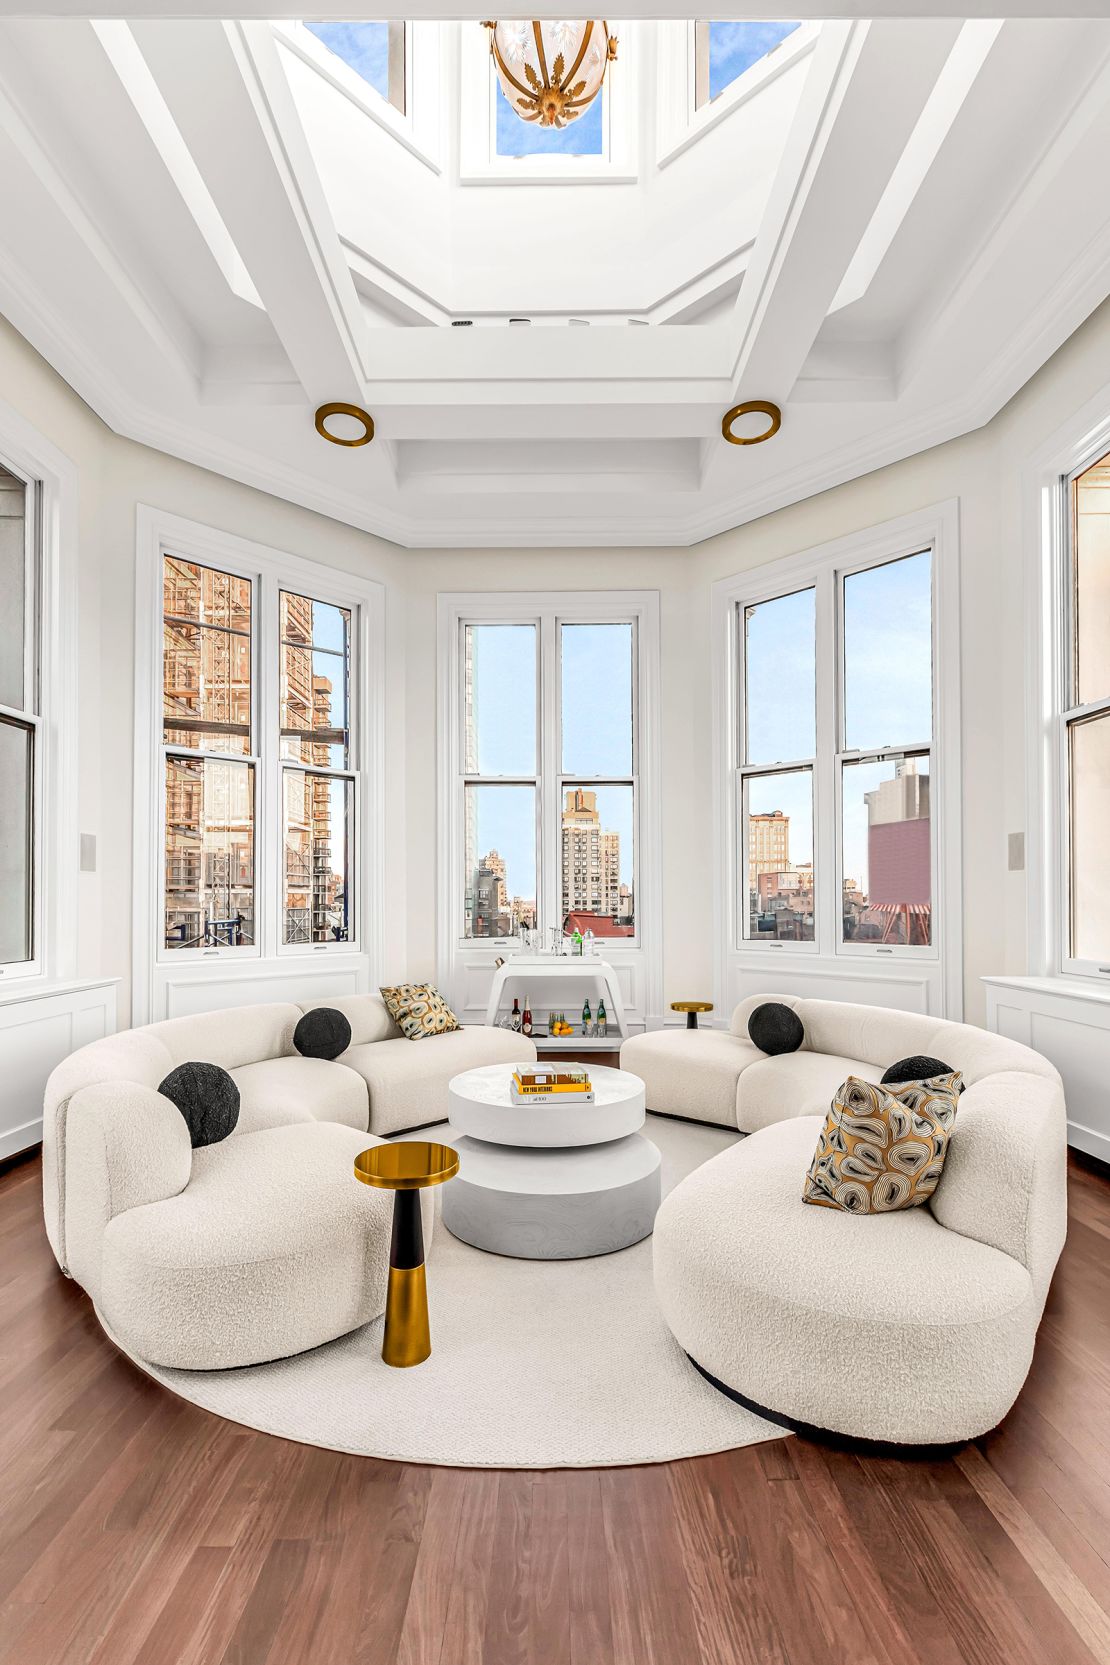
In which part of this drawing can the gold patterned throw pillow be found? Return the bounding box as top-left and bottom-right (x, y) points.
(802, 1072), (962, 1214)
(379, 983), (461, 1042)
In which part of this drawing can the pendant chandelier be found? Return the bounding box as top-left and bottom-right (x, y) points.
(483, 20), (617, 130)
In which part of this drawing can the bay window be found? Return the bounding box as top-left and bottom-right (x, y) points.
(1064, 447), (1110, 972)
(160, 553), (362, 957)
(458, 612), (636, 942)
(136, 510), (382, 1021)
(0, 464), (36, 972)
(441, 592), (660, 1025)
(717, 505), (959, 1014)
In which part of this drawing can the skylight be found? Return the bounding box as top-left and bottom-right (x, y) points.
(696, 20), (800, 107)
(494, 81), (604, 158)
(304, 20), (406, 113)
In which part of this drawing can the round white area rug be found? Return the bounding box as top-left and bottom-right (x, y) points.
(130, 1115), (785, 1468)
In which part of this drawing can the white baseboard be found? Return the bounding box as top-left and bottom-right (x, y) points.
(1068, 1119), (1110, 1165)
(0, 1116), (42, 1160)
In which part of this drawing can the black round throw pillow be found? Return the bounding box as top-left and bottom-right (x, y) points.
(747, 1001), (804, 1056)
(294, 1006), (352, 1061)
(158, 1061), (240, 1149)
(881, 1054), (964, 1092)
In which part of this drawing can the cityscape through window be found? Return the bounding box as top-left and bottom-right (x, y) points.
(162, 557), (255, 949)
(461, 616), (636, 939)
(161, 559), (358, 953)
(0, 463), (34, 969)
(1068, 447), (1110, 965)
(738, 550), (934, 950)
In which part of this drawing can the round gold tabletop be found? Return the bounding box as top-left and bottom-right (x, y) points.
(354, 1141), (459, 1192)
(670, 1001), (714, 1013)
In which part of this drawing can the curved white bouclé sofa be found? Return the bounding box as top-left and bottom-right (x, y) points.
(635, 995), (1068, 1444)
(42, 995), (535, 1370)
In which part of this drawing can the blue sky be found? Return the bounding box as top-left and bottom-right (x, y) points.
(305, 21), (390, 98)
(745, 551), (932, 894)
(465, 561), (932, 911)
(304, 21), (798, 145)
(495, 80), (603, 157)
(467, 624), (633, 902)
(707, 21), (800, 102)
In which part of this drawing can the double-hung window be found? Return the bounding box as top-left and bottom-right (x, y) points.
(1062, 447), (1110, 973)
(163, 557), (256, 950)
(154, 536), (368, 970)
(441, 592), (661, 1026)
(457, 609), (638, 944)
(0, 464), (37, 974)
(722, 508), (957, 1009)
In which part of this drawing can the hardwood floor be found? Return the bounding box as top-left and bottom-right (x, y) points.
(2, 1147), (1109, 1665)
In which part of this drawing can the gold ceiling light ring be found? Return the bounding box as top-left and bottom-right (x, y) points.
(484, 20), (617, 130)
(722, 401), (782, 446)
(315, 402), (375, 448)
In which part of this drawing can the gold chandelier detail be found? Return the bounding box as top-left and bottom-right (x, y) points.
(483, 20), (617, 130)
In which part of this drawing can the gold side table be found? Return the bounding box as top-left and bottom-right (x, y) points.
(671, 1001), (714, 1031)
(354, 1141), (459, 1368)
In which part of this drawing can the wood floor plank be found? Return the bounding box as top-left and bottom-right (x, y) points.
(954, 1446), (1110, 1664)
(565, 1470), (614, 1665)
(0, 1149), (1108, 1665)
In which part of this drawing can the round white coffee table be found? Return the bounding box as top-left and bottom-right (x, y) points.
(443, 1061), (660, 1260)
(447, 1060), (645, 1148)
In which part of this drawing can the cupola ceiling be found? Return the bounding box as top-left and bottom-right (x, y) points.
(0, 9), (1109, 545)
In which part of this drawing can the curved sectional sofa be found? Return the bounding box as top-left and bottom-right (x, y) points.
(42, 994), (535, 1370)
(623, 994), (1068, 1445)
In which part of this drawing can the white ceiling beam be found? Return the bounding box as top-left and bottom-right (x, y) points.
(0, 21), (202, 396)
(723, 17), (963, 409)
(897, 38), (1110, 406)
(132, 17), (370, 408)
(830, 20), (1005, 315)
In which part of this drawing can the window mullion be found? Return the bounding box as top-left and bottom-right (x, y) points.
(814, 565), (838, 956)
(539, 611), (560, 938)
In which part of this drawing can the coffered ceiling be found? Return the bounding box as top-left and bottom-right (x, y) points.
(1, 12), (1109, 547)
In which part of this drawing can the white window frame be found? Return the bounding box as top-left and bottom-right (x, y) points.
(275, 20), (443, 175)
(437, 591), (662, 1024)
(713, 502), (962, 1019)
(458, 21), (637, 186)
(655, 19), (817, 171)
(0, 402), (78, 999)
(133, 508), (384, 1023)
(1025, 391), (1110, 985)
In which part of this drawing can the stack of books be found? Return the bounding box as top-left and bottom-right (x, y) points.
(510, 1067), (594, 1106)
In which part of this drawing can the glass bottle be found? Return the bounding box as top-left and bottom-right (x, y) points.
(511, 997), (522, 1033)
(522, 999), (532, 1036)
(597, 999), (607, 1038)
(582, 998), (591, 1036)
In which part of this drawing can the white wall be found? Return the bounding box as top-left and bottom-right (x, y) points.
(2, 293), (1110, 1031)
(0, 312), (408, 1026)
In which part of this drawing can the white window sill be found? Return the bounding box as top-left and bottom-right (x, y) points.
(0, 975), (120, 1009)
(982, 973), (1110, 1009)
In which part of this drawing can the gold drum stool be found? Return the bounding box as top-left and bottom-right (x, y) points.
(671, 1001), (714, 1030)
(354, 1141), (459, 1368)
